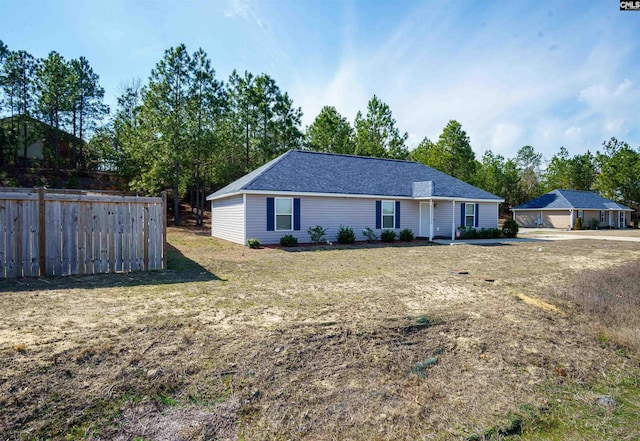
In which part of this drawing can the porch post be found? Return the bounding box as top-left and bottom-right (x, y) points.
(618, 211), (621, 228)
(429, 199), (434, 241)
(451, 200), (456, 240)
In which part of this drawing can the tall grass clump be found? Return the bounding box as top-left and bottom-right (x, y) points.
(550, 260), (640, 350)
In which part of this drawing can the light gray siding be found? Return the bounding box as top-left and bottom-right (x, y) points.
(430, 201), (498, 238)
(245, 195), (420, 245)
(211, 194), (245, 244)
(432, 201), (454, 238)
(478, 202), (499, 229)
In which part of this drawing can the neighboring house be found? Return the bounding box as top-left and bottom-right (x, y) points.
(512, 189), (632, 229)
(0, 115), (84, 165)
(206, 150), (503, 245)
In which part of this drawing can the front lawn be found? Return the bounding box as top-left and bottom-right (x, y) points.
(1, 228), (639, 440)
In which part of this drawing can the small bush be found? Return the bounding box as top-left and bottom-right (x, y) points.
(458, 226), (479, 239)
(478, 227), (501, 239)
(279, 234), (298, 247)
(246, 238), (261, 249)
(362, 227), (378, 243)
(336, 225), (356, 244)
(502, 218), (519, 238)
(590, 218), (600, 229)
(573, 217), (584, 230)
(399, 228), (414, 241)
(380, 229), (396, 242)
(307, 225), (328, 245)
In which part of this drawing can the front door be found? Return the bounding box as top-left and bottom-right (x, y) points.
(420, 202), (431, 238)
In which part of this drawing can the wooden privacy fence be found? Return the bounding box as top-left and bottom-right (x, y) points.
(0, 188), (166, 278)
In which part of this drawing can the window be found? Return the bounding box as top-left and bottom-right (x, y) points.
(275, 197), (293, 231)
(465, 203), (475, 227)
(600, 211), (605, 223)
(382, 201), (395, 229)
(577, 210), (584, 219)
(620, 211), (625, 227)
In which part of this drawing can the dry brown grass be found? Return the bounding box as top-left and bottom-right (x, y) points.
(1, 229), (639, 440)
(547, 260), (640, 350)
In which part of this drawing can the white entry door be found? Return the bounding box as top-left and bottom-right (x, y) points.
(420, 203), (431, 238)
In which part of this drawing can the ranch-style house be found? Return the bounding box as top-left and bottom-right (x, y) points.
(207, 150), (503, 245)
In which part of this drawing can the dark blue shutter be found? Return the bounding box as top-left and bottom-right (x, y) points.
(266, 197), (274, 231)
(293, 198), (301, 230)
(375, 200), (381, 229)
(474, 203), (479, 227)
(395, 201), (401, 229)
(460, 202), (466, 227)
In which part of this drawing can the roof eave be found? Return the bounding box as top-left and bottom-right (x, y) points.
(208, 189), (503, 202)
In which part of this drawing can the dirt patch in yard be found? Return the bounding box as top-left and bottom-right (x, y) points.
(1, 230), (640, 440)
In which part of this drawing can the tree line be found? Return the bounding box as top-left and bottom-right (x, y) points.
(0, 40), (108, 170)
(1, 40), (638, 225)
(306, 108), (640, 222)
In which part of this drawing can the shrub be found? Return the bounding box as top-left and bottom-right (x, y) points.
(590, 218), (600, 230)
(573, 217), (584, 230)
(336, 225), (356, 244)
(399, 228), (414, 241)
(362, 227), (378, 243)
(458, 226), (479, 239)
(478, 228), (501, 239)
(246, 238), (261, 249)
(307, 225), (328, 245)
(380, 229), (396, 242)
(502, 218), (519, 238)
(279, 234), (298, 247)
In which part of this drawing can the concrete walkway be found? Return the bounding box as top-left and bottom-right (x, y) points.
(433, 237), (546, 245)
(519, 233), (640, 243)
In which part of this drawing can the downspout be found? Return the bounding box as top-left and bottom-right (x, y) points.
(451, 201), (456, 240)
(243, 193), (247, 245)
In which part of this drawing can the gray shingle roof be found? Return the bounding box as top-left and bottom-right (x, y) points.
(207, 150), (502, 201)
(513, 189), (631, 210)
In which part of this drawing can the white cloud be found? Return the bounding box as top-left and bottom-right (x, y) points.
(614, 78), (632, 96)
(578, 83), (608, 106)
(491, 124), (523, 155)
(225, 0), (249, 18)
(564, 126), (582, 142)
(283, 1), (640, 158)
(292, 61), (369, 129)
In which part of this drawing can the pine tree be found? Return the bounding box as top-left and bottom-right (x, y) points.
(36, 51), (73, 173)
(411, 120), (476, 182)
(354, 95), (408, 160)
(305, 106), (355, 154)
(70, 56), (109, 168)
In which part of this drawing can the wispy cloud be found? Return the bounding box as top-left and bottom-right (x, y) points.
(288, 1), (640, 160)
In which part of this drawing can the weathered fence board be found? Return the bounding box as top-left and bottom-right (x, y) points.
(0, 188), (166, 278)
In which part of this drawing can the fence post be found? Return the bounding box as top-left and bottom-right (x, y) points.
(162, 191), (167, 270)
(143, 204), (150, 271)
(38, 188), (46, 277)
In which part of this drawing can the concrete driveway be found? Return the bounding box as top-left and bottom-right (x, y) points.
(433, 228), (640, 245)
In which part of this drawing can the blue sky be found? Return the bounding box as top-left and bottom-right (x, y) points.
(2, 0), (639, 161)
